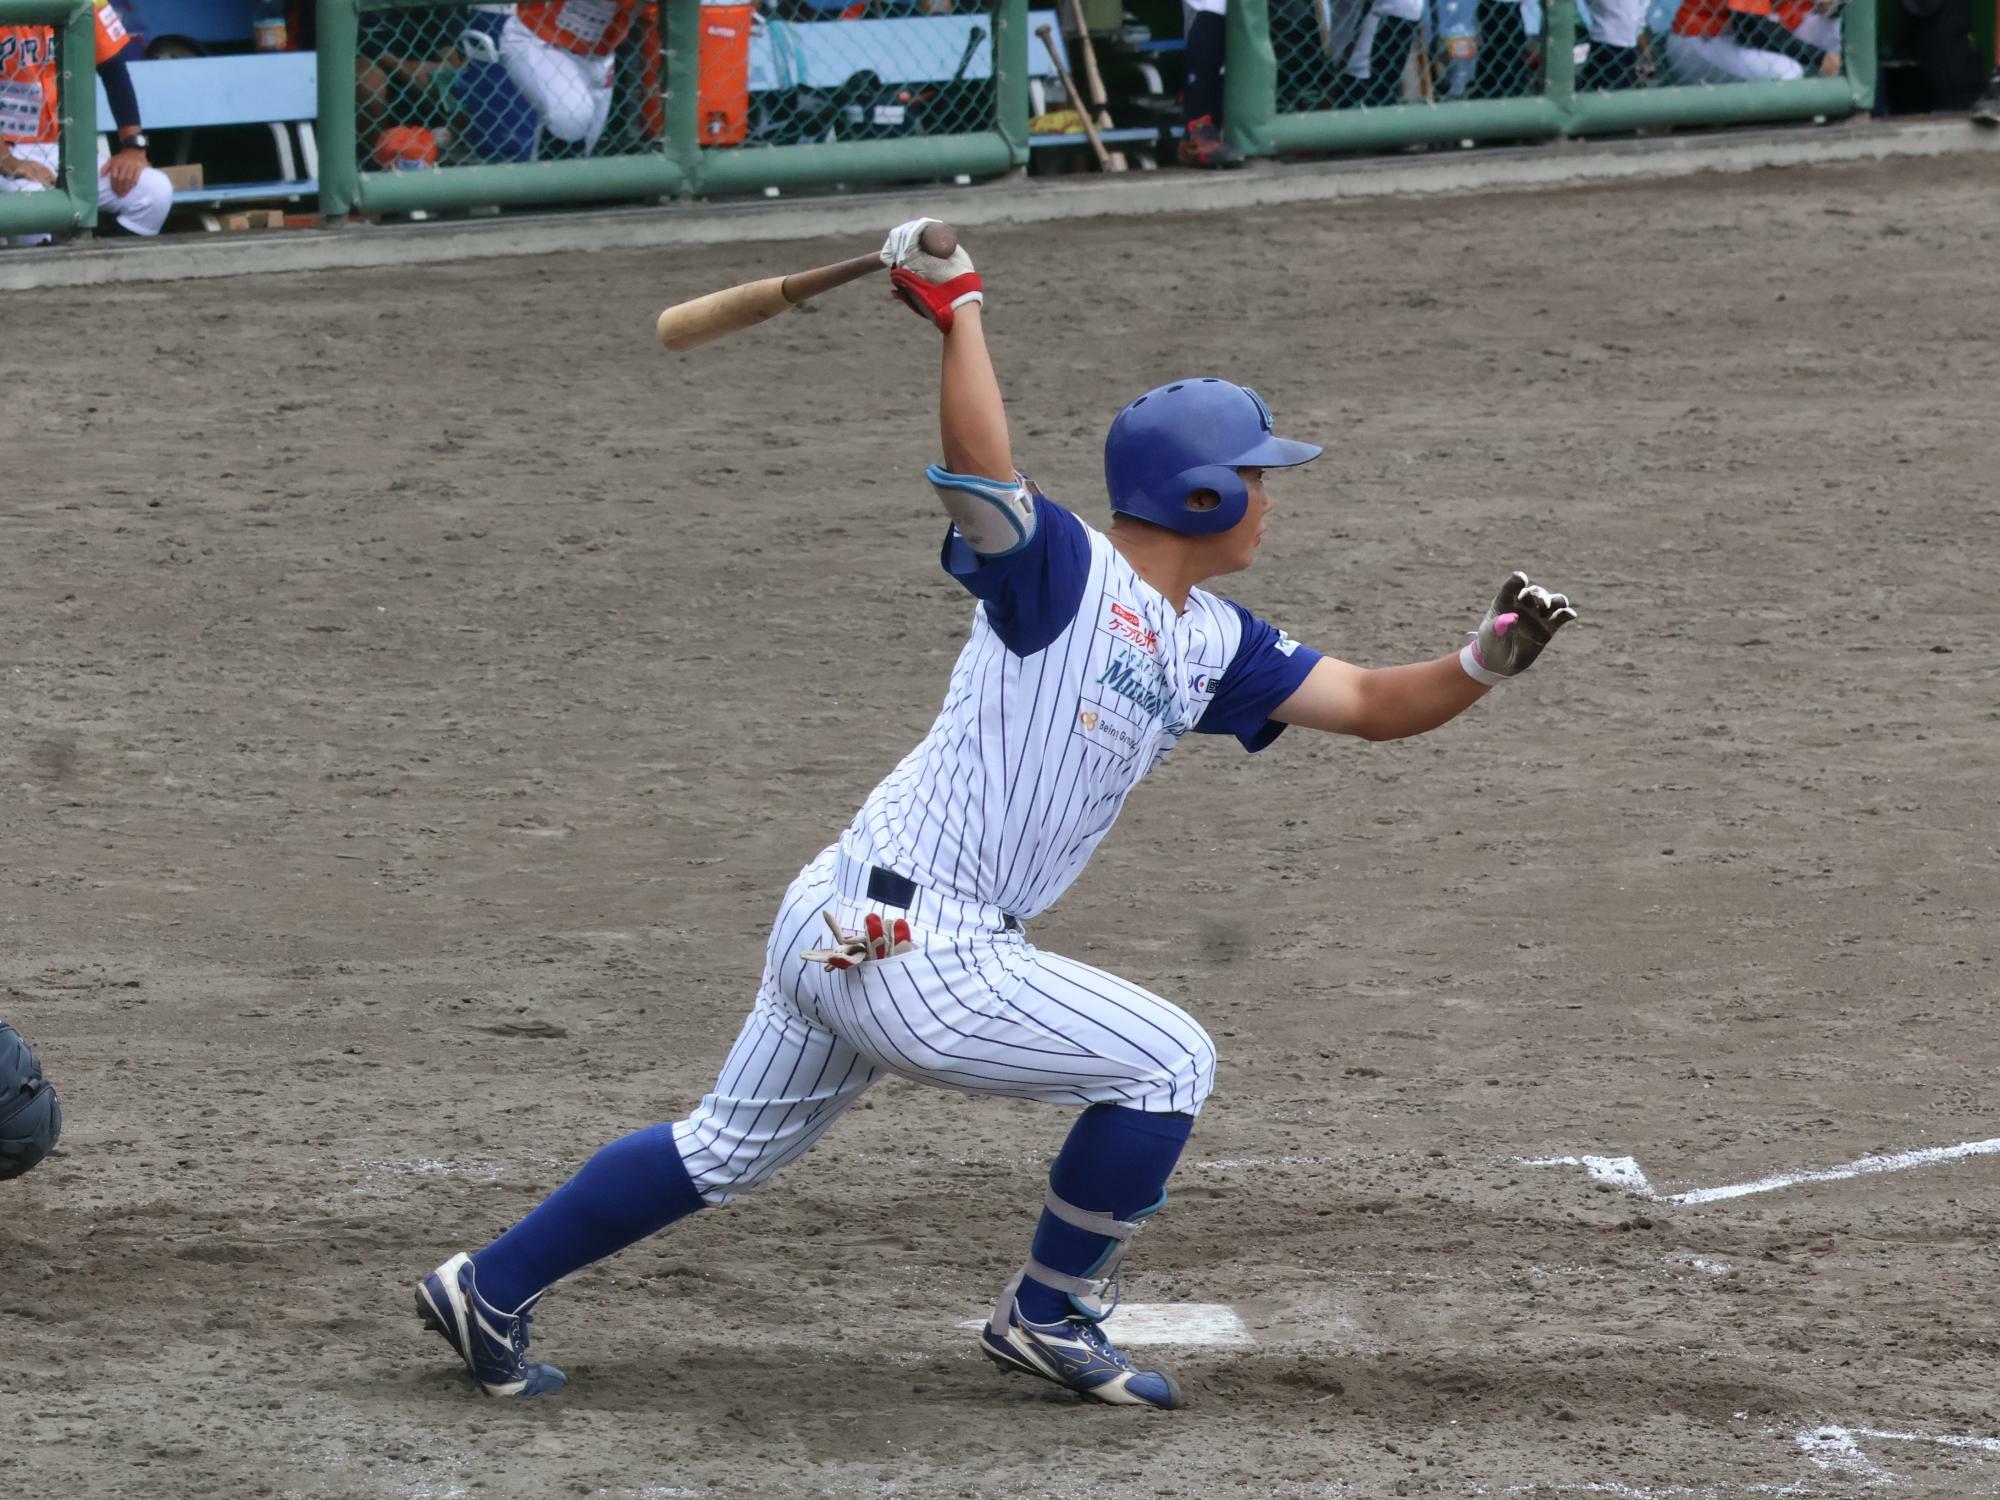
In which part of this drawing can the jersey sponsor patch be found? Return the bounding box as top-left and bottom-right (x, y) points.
(1074, 700), (1145, 763)
(0, 76), (39, 137)
(1101, 600), (1157, 652)
(96, 2), (126, 43)
(1272, 631), (1302, 657)
(1189, 668), (1224, 702)
(553, 0), (618, 42)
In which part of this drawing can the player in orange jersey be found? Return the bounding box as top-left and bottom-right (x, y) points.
(501, 0), (654, 154)
(1666, 0), (1842, 83)
(0, 0), (173, 242)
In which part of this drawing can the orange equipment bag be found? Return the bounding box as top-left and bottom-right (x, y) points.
(697, 3), (754, 147)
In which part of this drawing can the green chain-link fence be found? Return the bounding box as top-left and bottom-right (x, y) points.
(1269, 0), (1848, 115)
(1273, 0), (1544, 113)
(354, 1), (663, 172)
(320, 0), (1027, 214)
(309, 0), (1869, 217)
(0, 0), (98, 240)
(737, 3), (1000, 150)
(1235, 0), (1867, 150)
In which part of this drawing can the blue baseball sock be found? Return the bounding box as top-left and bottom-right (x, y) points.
(470, 1122), (706, 1312)
(1015, 1104), (1194, 1325)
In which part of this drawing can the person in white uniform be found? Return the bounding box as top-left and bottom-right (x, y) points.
(1666, 0), (1841, 82)
(413, 217), (1580, 1409)
(500, 0), (647, 154)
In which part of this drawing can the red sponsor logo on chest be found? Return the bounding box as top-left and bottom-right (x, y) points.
(1103, 601), (1157, 651)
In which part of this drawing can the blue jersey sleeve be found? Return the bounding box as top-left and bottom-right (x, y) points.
(940, 494), (1092, 657)
(1196, 601), (1323, 752)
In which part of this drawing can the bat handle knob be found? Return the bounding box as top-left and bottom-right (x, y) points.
(917, 222), (958, 259)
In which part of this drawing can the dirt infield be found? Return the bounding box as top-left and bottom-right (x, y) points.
(5, 153), (1997, 1499)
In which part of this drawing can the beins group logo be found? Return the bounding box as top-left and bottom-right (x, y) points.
(1075, 701), (1144, 762)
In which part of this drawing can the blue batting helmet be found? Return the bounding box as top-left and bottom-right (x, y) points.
(1104, 378), (1322, 536)
(0, 1022), (61, 1182)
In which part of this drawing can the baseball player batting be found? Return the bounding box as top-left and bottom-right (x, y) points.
(416, 217), (1578, 1409)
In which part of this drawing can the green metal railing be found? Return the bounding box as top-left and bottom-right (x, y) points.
(0, 0), (98, 237)
(304, 0), (1880, 223)
(318, 0), (1031, 219)
(1227, 0), (1873, 155)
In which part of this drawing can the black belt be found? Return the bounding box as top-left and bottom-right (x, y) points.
(866, 865), (1021, 931)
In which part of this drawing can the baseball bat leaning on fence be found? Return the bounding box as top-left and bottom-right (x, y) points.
(920, 23), (987, 132)
(1037, 26), (1113, 171)
(655, 223), (959, 351)
(1060, 0), (1127, 171)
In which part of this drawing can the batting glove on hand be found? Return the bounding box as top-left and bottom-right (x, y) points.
(1459, 571), (1577, 685)
(880, 217), (982, 333)
(801, 909), (914, 972)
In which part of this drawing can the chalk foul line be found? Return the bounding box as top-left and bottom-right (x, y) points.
(1798, 1424), (2000, 1486)
(1519, 1136), (2000, 1206)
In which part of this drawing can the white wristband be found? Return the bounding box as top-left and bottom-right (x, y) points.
(1459, 640), (1505, 688)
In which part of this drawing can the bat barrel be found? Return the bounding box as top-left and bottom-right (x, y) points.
(656, 221), (960, 352)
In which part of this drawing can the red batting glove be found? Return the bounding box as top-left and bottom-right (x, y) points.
(890, 267), (984, 333)
(801, 910), (915, 971)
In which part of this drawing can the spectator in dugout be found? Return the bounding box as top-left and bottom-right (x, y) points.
(0, 0), (173, 243)
(1179, 0), (1246, 167)
(1667, 0), (1843, 82)
(502, 0), (656, 154)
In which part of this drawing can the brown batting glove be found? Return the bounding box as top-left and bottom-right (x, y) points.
(801, 910), (914, 971)
(1458, 571), (1578, 685)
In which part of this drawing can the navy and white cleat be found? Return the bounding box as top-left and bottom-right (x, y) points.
(980, 1297), (1184, 1409)
(415, 1251), (568, 1398)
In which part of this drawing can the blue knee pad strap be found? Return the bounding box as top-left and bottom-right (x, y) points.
(1002, 1187), (1168, 1330)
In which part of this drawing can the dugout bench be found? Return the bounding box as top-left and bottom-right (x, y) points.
(94, 52), (319, 212)
(746, 11), (1178, 159)
(80, 13), (1170, 218)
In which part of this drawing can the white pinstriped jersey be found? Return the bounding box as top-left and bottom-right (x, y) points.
(846, 491), (1321, 922)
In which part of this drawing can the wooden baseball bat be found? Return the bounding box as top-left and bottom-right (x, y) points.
(655, 222), (958, 352)
(1037, 26), (1112, 172)
(1060, 0), (1127, 172)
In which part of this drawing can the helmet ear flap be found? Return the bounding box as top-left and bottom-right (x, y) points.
(1170, 464), (1248, 534)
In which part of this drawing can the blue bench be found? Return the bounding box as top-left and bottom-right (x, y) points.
(95, 52), (318, 208)
(747, 12), (1171, 159)
(749, 10), (1065, 90)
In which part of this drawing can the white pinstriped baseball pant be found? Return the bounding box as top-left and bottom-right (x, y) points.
(671, 843), (1217, 1205)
